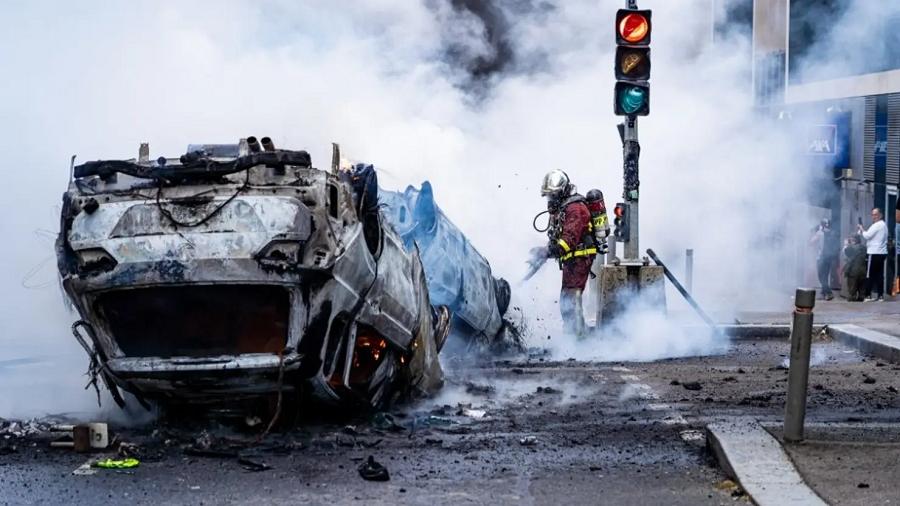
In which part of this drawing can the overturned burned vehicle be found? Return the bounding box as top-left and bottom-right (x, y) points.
(56, 139), (469, 411)
(378, 180), (514, 349)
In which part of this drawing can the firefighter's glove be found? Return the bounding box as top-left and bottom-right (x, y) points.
(599, 241), (609, 255)
(547, 241), (563, 258)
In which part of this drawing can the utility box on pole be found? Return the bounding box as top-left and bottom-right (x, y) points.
(596, 1), (665, 326)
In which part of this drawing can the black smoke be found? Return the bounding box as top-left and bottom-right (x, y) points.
(436, 0), (554, 96)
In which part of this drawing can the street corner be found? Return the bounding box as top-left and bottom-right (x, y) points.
(762, 422), (900, 506)
(705, 419), (827, 506)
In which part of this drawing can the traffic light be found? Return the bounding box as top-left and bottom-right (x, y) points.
(613, 202), (629, 241)
(614, 9), (651, 116)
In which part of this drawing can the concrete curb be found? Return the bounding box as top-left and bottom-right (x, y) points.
(706, 419), (827, 505)
(719, 324), (792, 339)
(688, 324), (826, 340)
(682, 324), (793, 339)
(828, 324), (900, 363)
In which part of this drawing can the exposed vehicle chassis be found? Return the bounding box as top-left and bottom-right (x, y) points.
(56, 140), (462, 411)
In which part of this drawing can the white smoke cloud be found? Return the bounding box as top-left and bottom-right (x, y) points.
(0, 0), (832, 416)
(545, 289), (730, 363)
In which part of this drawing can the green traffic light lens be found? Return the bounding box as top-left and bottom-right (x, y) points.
(620, 86), (646, 114)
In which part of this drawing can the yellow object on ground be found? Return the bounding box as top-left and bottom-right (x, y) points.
(93, 458), (140, 469)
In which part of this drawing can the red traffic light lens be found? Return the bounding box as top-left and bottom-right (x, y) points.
(619, 13), (649, 44)
(614, 205), (624, 218)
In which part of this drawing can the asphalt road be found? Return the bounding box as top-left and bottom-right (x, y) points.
(2, 335), (898, 505)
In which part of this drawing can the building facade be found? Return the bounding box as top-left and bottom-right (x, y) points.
(750, 0), (900, 293)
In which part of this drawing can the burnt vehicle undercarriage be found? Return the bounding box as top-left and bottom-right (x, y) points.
(58, 139), (442, 412)
(56, 138), (513, 415)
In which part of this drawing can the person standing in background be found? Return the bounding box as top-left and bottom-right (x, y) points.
(859, 208), (888, 301)
(843, 235), (867, 301)
(810, 219), (839, 300)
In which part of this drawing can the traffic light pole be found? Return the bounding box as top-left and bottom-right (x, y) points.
(620, 0), (642, 263)
(622, 115), (640, 262)
(597, 0), (664, 325)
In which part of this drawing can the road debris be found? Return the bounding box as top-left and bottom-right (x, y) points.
(371, 413), (406, 432)
(115, 441), (163, 463)
(456, 403), (487, 419)
(335, 433), (356, 447)
(93, 457), (140, 469)
(714, 479), (738, 492)
(358, 455), (390, 482)
(48, 423), (109, 452)
(519, 436), (538, 446)
(238, 457), (272, 472)
(0, 418), (53, 438)
(72, 459), (98, 476)
(682, 381), (703, 391)
(713, 478), (747, 498)
(461, 408), (486, 419)
(464, 382), (496, 396)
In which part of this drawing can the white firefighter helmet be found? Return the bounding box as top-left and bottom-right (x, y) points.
(540, 169), (570, 198)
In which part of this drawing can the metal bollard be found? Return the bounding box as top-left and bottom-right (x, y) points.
(784, 288), (816, 443)
(685, 249), (694, 294)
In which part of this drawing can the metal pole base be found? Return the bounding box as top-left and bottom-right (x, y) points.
(595, 264), (666, 326)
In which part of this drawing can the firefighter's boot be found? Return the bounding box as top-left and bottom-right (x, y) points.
(560, 288), (586, 338)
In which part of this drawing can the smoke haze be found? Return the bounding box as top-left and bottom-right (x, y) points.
(0, 0), (855, 417)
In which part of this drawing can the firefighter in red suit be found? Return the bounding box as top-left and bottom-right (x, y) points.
(541, 170), (597, 337)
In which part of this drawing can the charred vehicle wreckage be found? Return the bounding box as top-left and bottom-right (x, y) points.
(56, 138), (516, 413)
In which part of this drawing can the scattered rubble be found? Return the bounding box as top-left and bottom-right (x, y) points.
(456, 405), (487, 419)
(519, 436), (538, 446)
(238, 457), (272, 472)
(464, 382), (496, 396)
(0, 418), (54, 438)
(335, 433), (356, 447)
(371, 413), (406, 432)
(358, 455), (390, 482)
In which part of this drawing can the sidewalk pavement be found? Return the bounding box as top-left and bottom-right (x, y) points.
(706, 299), (900, 505)
(771, 423), (900, 506)
(731, 298), (900, 337)
(711, 420), (900, 506)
